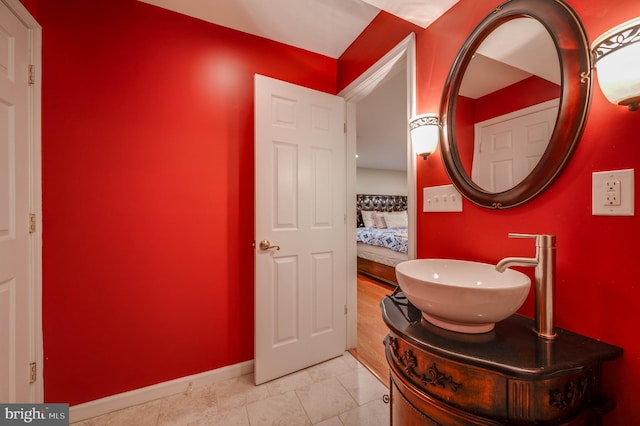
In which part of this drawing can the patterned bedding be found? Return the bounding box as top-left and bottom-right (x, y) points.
(356, 227), (408, 254)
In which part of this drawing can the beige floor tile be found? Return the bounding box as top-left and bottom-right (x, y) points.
(265, 369), (314, 396)
(339, 399), (389, 426)
(295, 377), (358, 424)
(338, 351), (361, 370)
(306, 357), (355, 383)
(157, 385), (217, 425)
(246, 390), (311, 425)
(188, 406), (250, 426)
(336, 368), (388, 405)
(312, 416), (343, 426)
(214, 374), (270, 411)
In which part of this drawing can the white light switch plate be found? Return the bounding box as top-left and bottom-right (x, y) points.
(423, 184), (463, 212)
(592, 169), (634, 216)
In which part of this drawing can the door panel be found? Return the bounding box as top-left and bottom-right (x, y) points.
(254, 74), (346, 385)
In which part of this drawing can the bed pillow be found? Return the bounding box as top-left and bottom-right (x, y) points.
(372, 212), (387, 228)
(360, 210), (376, 228)
(383, 211), (408, 228)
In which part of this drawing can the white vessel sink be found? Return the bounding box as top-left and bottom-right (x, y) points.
(395, 259), (531, 334)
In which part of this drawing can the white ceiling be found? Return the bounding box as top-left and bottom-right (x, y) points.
(138, 0), (458, 58)
(460, 18), (560, 99)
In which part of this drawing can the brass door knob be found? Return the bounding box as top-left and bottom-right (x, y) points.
(259, 240), (280, 251)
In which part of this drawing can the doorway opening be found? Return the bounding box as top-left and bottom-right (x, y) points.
(340, 34), (416, 385)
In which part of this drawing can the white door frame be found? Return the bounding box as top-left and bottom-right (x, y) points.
(338, 33), (416, 348)
(1, 0), (43, 402)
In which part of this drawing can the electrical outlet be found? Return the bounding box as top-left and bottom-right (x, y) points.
(592, 169), (634, 216)
(604, 179), (621, 206)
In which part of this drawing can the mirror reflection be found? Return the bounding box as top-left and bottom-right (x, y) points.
(455, 18), (560, 193)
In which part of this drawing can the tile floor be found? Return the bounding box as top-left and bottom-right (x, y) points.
(71, 352), (390, 426)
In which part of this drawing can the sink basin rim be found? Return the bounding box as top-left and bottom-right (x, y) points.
(395, 258), (530, 290)
(395, 258), (531, 334)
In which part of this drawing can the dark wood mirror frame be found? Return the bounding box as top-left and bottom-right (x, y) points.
(439, 0), (592, 209)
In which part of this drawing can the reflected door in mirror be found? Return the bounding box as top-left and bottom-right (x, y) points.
(472, 99), (559, 192)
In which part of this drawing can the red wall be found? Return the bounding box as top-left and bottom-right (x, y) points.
(25, 0), (336, 405)
(414, 0), (640, 424)
(337, 11), (422, 93)
(473, 76), (561, 122)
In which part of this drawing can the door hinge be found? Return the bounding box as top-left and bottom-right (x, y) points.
(28, 64), (35, 85)
(344, 305), (348, 315)
(29, 213), (36, 233)
(344, 122), (347, 133)
(29, 362), (37, 384)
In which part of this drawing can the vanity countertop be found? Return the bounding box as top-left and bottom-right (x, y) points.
(381, 293), (623, 379)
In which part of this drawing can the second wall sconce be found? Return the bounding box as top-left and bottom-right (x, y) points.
(409, 113), (440, 159)
(591, 17), (640, 111)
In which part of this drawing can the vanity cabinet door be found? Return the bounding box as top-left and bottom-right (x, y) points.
(390, 368), (504, 426)
(386, 333), (508, 418)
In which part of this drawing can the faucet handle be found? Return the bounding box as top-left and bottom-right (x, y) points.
(508, 233), (538, 239)
(508, 233), (556, 247)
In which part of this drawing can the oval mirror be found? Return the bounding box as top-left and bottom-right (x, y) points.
(440, 0), (591, 209)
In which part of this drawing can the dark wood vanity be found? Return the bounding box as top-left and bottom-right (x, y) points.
(382, 294), (623, 425)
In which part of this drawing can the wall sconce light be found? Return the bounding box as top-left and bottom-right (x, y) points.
(591, 17), (640, 111)
(409, 113), (440, 159)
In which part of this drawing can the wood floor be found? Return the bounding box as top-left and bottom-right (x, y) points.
(348, 274), (396, 388)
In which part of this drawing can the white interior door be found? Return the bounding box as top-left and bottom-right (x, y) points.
(254, 74), (346, 385)
(472, 99), (559, 192)
(0, 0), (41, 403)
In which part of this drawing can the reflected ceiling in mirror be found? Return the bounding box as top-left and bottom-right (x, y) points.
(440, 0), (591, 209)
(460, 18), (560, 98)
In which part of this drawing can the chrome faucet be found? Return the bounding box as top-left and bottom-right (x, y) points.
(496, 233), (557, 340)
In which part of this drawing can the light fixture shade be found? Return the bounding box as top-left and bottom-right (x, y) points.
(409, 114), (440, 158)
(591, 17), (640, 110)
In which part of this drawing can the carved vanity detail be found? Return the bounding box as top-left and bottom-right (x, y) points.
(382, 295), (623, 425)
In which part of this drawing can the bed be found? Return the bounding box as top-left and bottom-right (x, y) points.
(356, 194), (408, 285)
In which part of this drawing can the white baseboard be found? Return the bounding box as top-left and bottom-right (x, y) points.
(69, 360), (254, 423)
